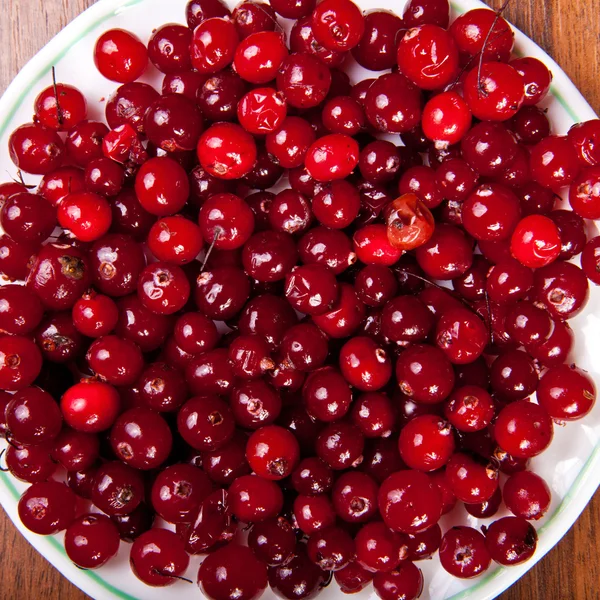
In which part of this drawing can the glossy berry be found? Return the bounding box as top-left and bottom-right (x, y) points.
(198, 123), (257, 180)
(305, 134), (359, 182)
(135, 157), (190, 216)
(0, 336), (43, 391)
(445, 386), (495, 433)
(87, 335), (144, 386)
(397, 25), (459, 90)
(340, 336), (391, 392)
(61, 380), (121, 433)
(422, 91), (472, 146)
(311, 0), (364, 51)
(494, 401), (554, 459)
(395, 344), (455, 404)
(530, 135), (581, 190)
(511, 215), (561, 268)
(229, 474), (283, 522)
(177, 395), (235, 451)
(199, 544), (268, 600)
(65, 514), (120, 569)
(484, 516), (537, 566)
(57, 192), (112, 242)
(234, 31), (288, 84)
(91, 461), (144, 516)
(373, 562), (424, 600)
(148, 216), (203, 264)
(9, 123), (65, 175)
(398, 414), (455, 472)
(246, 425), (300, 480)
(248, 517), (297, 566)
(130, 528), (190, 587)
(435, 307), (488, 365)
(537, 363), (596, 421)
(446, 452), (498, 504)
(94, 29), (147, 82)
(379, 470), (442, 533)
(439, 526), (491, 579)
(18, 481), (76, 535)
(364, 73), (422, 134)
(355, 521), (407, 573)
(268, 544), (327, 599)
(6, 387), (62, 445)
(151, 463), (213, 523)
(110, 407), (172, 470)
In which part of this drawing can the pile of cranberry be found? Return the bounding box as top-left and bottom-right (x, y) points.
(1, 0), (600, 597)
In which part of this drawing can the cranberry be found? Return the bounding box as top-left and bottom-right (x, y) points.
(110, 407), (172, 470)
(229, 474), (283, 522)
(358, 141), (401, 185)
(61, 380), (120, 433)
(404, 524), (442, 561)
(510, 57), (552, 105)
(568, 120), (600, 167)
(339, 336), (392, 392)
(248, 517), (296, 566)
(0, 336), (42, 391)
(569, 165), (600, 219)
(147, 216), (203, 265)
(305, 134), (359, 182)
(199, 544), (268, 600)
(450, 7), (513, 62)
(399, 414), (455, 471)
(0, 192), (56, 244)
(237, 88), (287, 135)
(550, 209), (586, 260)
(115, 295), (172, 352)
(87, 334), (144, 386)
(444, 386), (495, 433)
(395, 344), (455, 404)
(533, 260), (589, 320)
(18, 481), (76, 535)
(178, 395), (235, 450)
(105, 82), (159, 134)
(147, 24), (192, 73)
(379, 470), (442, 533)
(398, 25), (459, 90)
(57, 191), (112, 242)
(64, 513), (120, 570)
(402, 0), (449, 27)
(186, 0), (231, 27)
(292, 457), (333, 496)
(268, 189), (312, 235)
(198, 122), (257, 180)
(352, 11), (402, 70)
(446, 451), (498, 503)
(232, 0), (276, 38)
(581, 236), (600, 284)
(350, 392), (396, 438)
(94, 28), (147, 82)
(364, 73), (422, 134)
(494, 400), (554, 459)
(355, 521), (408, 573)
(130, 528), (190, 587)
(354, 224), (404, 268)
(268, 543), (327, 599)
(201, 429), (250, 484)
(5, 387), (61, 445)
(150, 463), (213, 524)
(335, 561), (374, 594)
(51, 428), (99, 472)
(439, 526), (491, 578)
(422, 91), (472, 147)
(0, 285), (43, 335)
(299, 226), (356, 274)
(6, 443), (56, 483)
(134, 156), (190, 216)
(464, 62), (525, 122)
(511, 215), (561, 268)
(530, 135), (581, 190)
(461, 122), (518, 176)
(537, 363), (596, 421)
(234, 31), (288, 85)
(9, 122), (65, 175)
(145, 94), (203, 152)
(373, 562), (424, 600)
(485, 516), (538, 566)
(435, 307), (488, 365)
(415, 223), (473, 280)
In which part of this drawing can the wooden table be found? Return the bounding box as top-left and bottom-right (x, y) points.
(0, 0), (599, 598)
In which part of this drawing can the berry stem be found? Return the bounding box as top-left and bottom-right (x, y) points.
(51, 66), (64, 127)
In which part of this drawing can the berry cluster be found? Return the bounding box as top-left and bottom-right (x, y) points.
(1, 0), (599, 597)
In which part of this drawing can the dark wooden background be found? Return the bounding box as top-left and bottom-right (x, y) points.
(0, 0), (599, 598)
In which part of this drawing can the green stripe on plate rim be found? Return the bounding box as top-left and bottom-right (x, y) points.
(0, 0), (591, 598)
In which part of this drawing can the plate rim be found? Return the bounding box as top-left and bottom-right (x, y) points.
(0, 1), (598, 599)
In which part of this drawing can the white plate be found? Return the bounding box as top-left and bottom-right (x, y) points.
(0, 0), (598, 599)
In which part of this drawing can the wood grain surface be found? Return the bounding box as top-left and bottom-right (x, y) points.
(0, 0), (599, 599)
